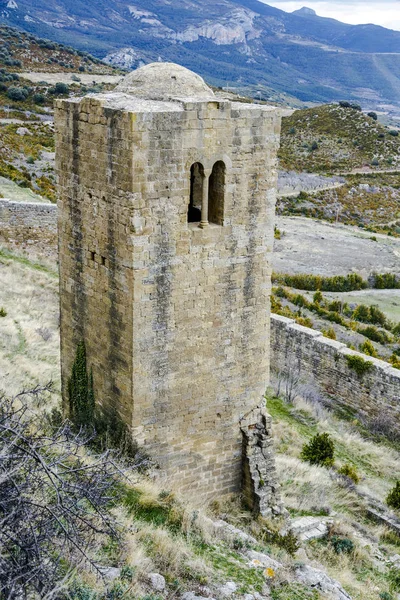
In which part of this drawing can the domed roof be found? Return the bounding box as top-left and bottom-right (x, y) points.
(115, 62), (215, 101)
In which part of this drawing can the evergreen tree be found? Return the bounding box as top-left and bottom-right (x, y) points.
(68, 341), (95, 427)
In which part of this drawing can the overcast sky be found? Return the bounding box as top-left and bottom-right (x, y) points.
(261, 1), (400, 31)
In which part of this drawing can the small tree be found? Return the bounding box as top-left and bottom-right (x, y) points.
(68, 341), (95, 428)
(387, 481), (400, 510)
(301, 433), (335, 467)
(368, 111), (378, 121)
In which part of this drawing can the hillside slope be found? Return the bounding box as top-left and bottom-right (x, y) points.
(279, 104), (400, 173)
(1, 0), (400, 105)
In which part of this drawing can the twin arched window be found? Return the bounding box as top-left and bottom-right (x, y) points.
(188, 161), (225, 226)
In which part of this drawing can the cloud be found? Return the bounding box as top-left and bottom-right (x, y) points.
(262, 0), (400, 30)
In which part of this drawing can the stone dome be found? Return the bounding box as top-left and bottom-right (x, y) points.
(115, 62), (215, 100)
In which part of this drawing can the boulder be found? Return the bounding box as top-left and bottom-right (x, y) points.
(295, 565), (352, 600)
(148, 572), (166, 592)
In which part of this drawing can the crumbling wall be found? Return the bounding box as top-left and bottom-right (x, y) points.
(241, 407), (286, 518)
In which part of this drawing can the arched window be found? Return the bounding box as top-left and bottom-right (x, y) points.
(188, 162), (204, 223)
(208, 161), (225, 226)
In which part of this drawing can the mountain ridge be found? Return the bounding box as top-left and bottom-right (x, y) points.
(1, 0), (400, 106)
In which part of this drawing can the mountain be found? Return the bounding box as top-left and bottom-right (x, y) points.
(292, 7), (317, 17)
(1, 0), (400, 105)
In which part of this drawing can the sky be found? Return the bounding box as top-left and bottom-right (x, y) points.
(261, 1), (400, 31)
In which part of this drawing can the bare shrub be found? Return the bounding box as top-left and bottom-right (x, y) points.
(272, 367), (301, 404)
(0, 383), (124, 599)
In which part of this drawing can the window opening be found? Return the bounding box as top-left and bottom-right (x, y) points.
(188, 162), (204, 223)
(208, 161), (225, 225)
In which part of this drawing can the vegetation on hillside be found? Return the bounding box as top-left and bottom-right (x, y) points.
(279, 104), (400, 173)
(0, 25), (117, 75)
(277, 171), (400, 237)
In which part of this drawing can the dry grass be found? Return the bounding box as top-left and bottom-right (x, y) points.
(0, 248), (60, 398)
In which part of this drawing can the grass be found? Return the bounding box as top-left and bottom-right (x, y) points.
(0, 247), (59, 397)
(267, 392), (400, 599)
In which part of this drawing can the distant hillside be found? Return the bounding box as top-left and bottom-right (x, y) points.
(0, 24), (116, 74)
(279, 104), (400, 173)
(1, 0), (400, 105)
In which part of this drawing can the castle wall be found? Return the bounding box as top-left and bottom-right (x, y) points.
(0, 199), (57, 245)
(56, 93), (281, 500)
(271, 314), (400, 420)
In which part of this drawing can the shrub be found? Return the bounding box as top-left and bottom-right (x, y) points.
(33, 93), (45, 104)
(310, 140), (318, 151)
(322, 327), (336, 340)
(68, 341), (95, 428)
(367, 111), (378, 121)
(301, 433), (335, 467)
(339, 101), (351, 108)
(338, 463), (360, 484)
(358, 325), (390, 345)
(7, 86), (28, 101)
(373, 273), (400, 289)
(371, 158), (379, 166)
(272, 272), (367, 292)
(345, 354), (374, 377)
(352, 304), (371, 323)
(331, 536), (355, 554)
(387, 481), (400, 510)
(0, 307), (6, 317)
(359, 339), (378, 357)
(388, 130), (399, 137)
(0, 385), (120, 598)
(49, 82), (69, 95)
(313, 291), (323, 304)
(26, 156), (35, 165)
(350, 103), (362, 111)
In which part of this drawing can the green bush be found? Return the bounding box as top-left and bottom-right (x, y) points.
(313, 291), (323, 304)
(272, 272), (367, 292)
(373, 273), (400, 289)
(0, 307), (6, 317)
(359, 339), (378, 358)
(345, 355), (374, 377)
(301, 433), (335, 467)
(331, 536), (354, 554)
(33, 93), (45, 104)
(358, 325), (390, 345)
(386, 481), (400, 510)
(368, 111), (378, 121)
(388, 130), (399, 137)
(338, 463), (359, 484)
(68, 341), (95, 428)
(7, 86), (28, 101)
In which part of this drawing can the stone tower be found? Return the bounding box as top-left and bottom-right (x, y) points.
(56, 63), (283, 511)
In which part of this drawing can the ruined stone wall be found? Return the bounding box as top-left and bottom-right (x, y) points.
(271, 314), (400, 420)
(56, 93), (281, 501)
(0, 199), (57, 245)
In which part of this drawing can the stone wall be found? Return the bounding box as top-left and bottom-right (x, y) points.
(55, 78), (281, 503)
(271, 314), (400, 420)
(0, 198), (57, 245)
